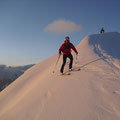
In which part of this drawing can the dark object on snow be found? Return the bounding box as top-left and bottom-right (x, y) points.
(100, 28), (104, 34)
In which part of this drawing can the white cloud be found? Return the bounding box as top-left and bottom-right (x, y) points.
(45, 19), (82, 34)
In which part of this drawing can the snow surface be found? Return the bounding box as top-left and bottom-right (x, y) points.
(0, 32), (120, 120)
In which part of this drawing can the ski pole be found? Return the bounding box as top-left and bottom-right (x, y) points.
(53, 55), (60, 73)
(75, 54), (78, 64)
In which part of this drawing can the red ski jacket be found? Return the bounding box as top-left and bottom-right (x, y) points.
(59, 41), (78, 55)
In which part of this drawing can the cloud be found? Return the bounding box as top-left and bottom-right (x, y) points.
(45, 19), (82, 34)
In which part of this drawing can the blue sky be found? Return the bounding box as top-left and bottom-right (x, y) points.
(0, 0), (120, 66)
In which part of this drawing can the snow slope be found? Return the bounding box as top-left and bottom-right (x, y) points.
(0, 32), (120, 120)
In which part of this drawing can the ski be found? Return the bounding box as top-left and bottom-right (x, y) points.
(57, 68), (80, 76)
(70, 68), (81, 72)
(58, 72), (71, 76)
(64, 68), (80, 74)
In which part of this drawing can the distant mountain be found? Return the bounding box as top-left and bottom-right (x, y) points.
(0, 64), (34, 91)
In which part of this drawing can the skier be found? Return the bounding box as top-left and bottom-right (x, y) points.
(59, 36), (78, 74)
(100, 28), (104, 34)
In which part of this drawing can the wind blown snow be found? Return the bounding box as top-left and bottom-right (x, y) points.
(0, 32), (120, 120)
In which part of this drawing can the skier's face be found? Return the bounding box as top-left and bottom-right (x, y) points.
(66, 40), (69, 43)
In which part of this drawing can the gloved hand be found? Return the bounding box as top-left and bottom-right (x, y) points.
(59, 53), (61, 56)
(76, 52), (78, 55)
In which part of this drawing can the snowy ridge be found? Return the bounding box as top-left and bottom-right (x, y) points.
(76, 32), (120, 78)
(0, 32), (120, 120)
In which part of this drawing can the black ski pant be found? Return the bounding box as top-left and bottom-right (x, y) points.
(60, 54), (73, 73)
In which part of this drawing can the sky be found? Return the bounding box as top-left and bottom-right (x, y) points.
(0, 0), (120, 66)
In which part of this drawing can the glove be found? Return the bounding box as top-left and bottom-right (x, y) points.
(76, 52), (78, 55)
(59, 53), (61, 56)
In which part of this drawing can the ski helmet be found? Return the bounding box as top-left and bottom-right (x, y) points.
(64, 36), (70, 40)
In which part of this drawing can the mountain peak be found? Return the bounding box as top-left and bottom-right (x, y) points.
(0, 32), (120, 120)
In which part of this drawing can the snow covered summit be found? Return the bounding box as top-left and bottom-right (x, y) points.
(88, 32), (120, 59)
(0, 32), (120, 120)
